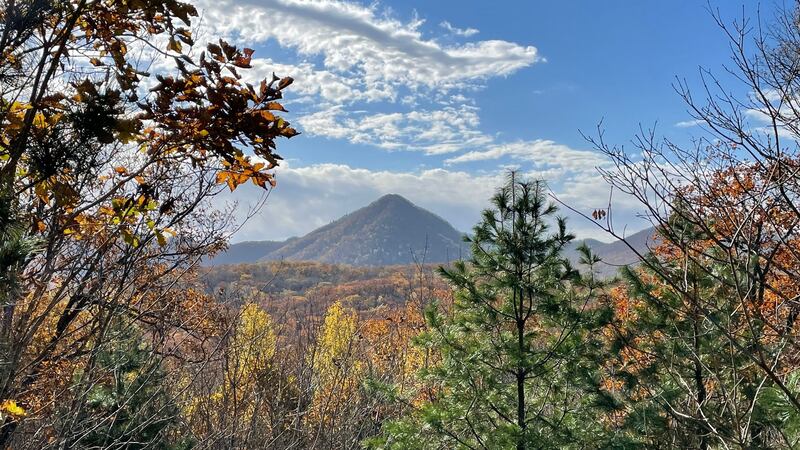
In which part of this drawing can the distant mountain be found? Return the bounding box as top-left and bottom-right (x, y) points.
(207, 194), (655, 274)
(564, 227), (656, 278)
(206, 194), (468, 266)
(206, 240), (286, 266)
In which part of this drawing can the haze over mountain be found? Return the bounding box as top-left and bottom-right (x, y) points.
(208, 194), (468, 266)
(208, 194), (655, 274)
(205, 240), (286, 266)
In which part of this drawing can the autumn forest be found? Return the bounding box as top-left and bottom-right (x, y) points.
(3, 1), (800, 449)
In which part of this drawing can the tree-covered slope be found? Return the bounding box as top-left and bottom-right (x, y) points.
(261, 194), (468, 265)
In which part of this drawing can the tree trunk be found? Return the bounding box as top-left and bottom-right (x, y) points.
(516, 317), (526, 450)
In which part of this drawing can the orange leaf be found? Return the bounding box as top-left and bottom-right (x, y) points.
(265, 102), (287, 112)
(278, 77), (293, 90)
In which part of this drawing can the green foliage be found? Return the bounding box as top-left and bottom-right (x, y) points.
(66, 320), (191, 450)
(756, 371), (800, 447)
(0, 193), (39, 306)
(372, 174), (605, 449)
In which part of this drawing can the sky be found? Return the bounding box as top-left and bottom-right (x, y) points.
(186, 0), (778, 243)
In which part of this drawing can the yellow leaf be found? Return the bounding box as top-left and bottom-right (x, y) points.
(168, 37), (182, 53)
(34, 182), (50, 203)
(47, 113), (63, 126)
(1, 400), (25, 418)
(9, 102), (31, 113)
(32, 113), (47, 129)
(156, 231), (167, 247)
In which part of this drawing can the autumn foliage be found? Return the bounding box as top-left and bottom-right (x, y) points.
(0, 0), (297, 447)
(6, 1), (800, 449)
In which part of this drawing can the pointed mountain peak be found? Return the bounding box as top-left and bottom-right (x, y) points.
(261, 194), (466, 265)
(372, 193), (414, 207)
(208, 194), (469, 266)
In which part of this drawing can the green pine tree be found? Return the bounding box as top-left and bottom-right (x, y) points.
(373, 174), (606, 449)
(64, 320), (192, 449)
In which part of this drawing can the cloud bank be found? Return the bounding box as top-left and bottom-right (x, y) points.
(196, 0), (539, 100)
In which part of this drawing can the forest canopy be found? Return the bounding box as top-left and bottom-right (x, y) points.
(3, 1), (800, 449)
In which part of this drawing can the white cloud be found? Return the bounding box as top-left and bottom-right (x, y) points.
(445, 139), (609, 175)
(248, 58), (380, 103)
(674, 119), (704, 128)
(440, 20), (479, 37)
(743, 91), (800, 141)
(218, 163), (498, 241)
(298, 104), (494, 154)
(194, 0), (539, 98)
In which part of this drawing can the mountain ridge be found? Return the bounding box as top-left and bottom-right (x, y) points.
(563, 227), (656, 278)
(207, 194), (655, 275)
(208, 194), (469, 266)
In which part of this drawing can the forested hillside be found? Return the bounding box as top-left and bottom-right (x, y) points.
(203, 261), (448, 320)
(208, 194), (469, 266)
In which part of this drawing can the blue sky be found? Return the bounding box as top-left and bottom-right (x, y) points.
(191, 0), (776, 242)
